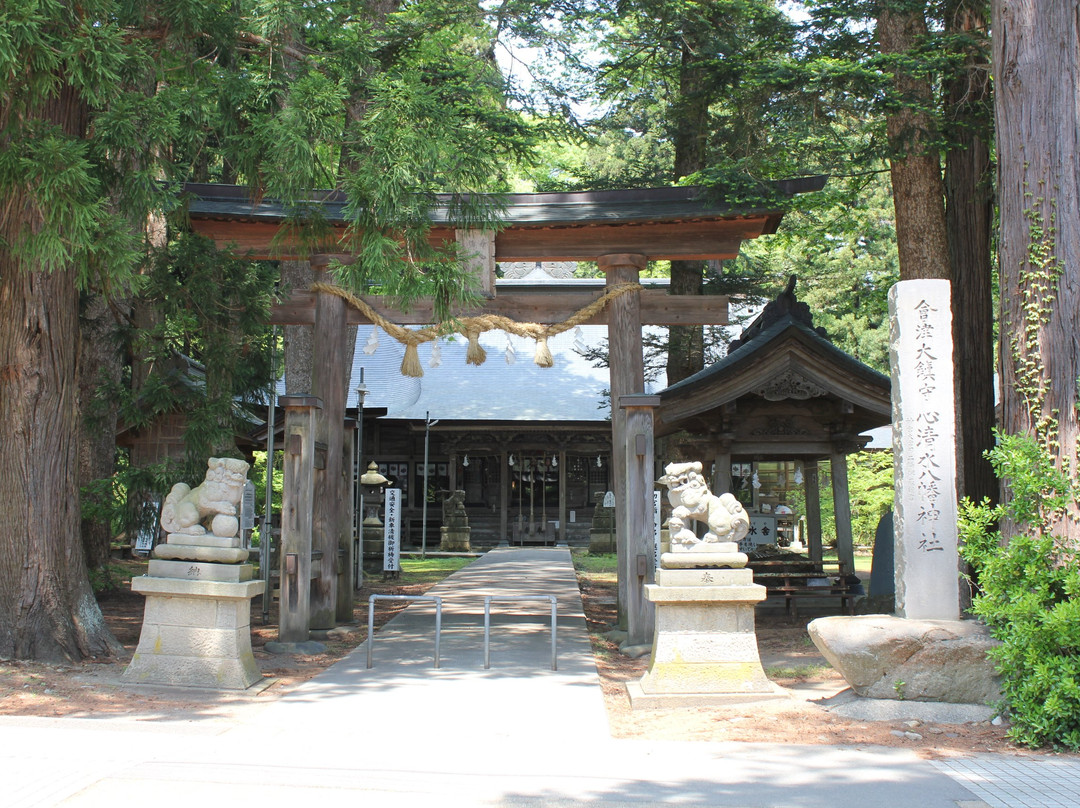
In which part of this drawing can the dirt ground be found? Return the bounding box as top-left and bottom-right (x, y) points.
(0, 558), (1048, 761)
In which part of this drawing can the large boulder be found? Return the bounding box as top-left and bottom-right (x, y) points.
(808, 615), (1001, 704)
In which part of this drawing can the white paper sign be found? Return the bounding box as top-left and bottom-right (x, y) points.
(653, 490), (663, 572)
(383, 488), (402, 572)
(134, 499), (160, 552)
(240, 480), (256, 531)
(602, 491), (615, 508)
(740, 514), (777, 553)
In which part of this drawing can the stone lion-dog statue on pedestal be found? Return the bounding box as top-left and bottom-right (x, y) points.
(657, 460), (750, 549)
(160, 457), (250, 538)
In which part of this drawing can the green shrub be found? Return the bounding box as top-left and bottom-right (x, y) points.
(959, 431), (1080, 750)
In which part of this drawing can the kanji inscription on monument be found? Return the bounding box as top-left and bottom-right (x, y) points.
(889, 279), (959, 620)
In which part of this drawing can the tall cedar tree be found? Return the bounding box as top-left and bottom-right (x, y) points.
(805, 0), (995, 505)
(994, 0), (1080, 544)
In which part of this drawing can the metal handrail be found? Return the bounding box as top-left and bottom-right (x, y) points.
(483, 595), (558, 671)
(367, 594), (443, 669)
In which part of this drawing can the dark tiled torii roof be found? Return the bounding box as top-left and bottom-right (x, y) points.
(181, 179), (827, 227)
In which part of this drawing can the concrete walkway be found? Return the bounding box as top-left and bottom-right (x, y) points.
(4, 547), (1079, 807)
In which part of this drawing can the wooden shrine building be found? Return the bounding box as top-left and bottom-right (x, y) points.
(183, 179), (825, 646)
(656, 277), (892, 576)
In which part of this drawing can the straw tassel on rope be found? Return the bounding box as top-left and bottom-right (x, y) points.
(464, 327), (486, 365)
(533, 336), (554, 368)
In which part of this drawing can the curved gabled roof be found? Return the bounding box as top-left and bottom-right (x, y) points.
(658, 279), (891, 437)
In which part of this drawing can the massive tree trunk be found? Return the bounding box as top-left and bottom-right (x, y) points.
(994, 0), (1080, 541)
(0, 85), (121, 663)
(876, 2), (951, 283)
(0, 269), (122, 662)
(944, 1), (996, 506)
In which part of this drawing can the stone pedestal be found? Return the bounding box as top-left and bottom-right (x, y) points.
(628, 565), (783, 708)
(588, 493), (616, 554)
(362, 518), (383, 558)
(122, 564), (265, 690)
(439, 491), (472, 552)
(439, 524), (471, 552)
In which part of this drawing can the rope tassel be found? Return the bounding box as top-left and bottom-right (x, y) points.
(465, 329), (487, 365)
(533, 336), (554, 368)
(400, 342), (424, 378)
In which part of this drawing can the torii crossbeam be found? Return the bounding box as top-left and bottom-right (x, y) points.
(184, 178), (825, 647)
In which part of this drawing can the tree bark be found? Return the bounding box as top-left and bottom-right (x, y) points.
(0, 83), (121, 663)
(876, 2), (951, 283)
(944, 0), (996, 506)
(994, 0), (1080, 542)
(0, 268), (122, 662)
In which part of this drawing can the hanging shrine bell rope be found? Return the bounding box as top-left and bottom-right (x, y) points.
(309, 281), (645, 378)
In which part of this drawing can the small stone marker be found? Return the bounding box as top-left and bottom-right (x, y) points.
(889, 279), (960, 620)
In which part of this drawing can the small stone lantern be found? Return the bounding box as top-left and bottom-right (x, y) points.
(360, 462), (389, 558)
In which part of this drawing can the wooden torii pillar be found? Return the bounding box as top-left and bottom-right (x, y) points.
(598, 254), (648, 645)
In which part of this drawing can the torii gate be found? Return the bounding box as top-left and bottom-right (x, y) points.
(185, 179), (824, 647)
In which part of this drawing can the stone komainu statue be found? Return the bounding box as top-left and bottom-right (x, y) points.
(160, 457), (250, 538)
(657, 461), (750, 548)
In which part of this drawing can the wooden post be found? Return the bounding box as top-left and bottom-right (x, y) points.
(456, 229), (496, 298)
(597, 253), (646, 634)
(557, 447), (567, 544)
(499, 447), (509, 544)
(620, 394), (659, 647)
(805, 461), (823, 564)
(279, 396), (322, 643)
(712, 443), (732, 495)
(310, 261), (348, 630)
(830, 449), (855, 576)
(337, 421), (356, 622)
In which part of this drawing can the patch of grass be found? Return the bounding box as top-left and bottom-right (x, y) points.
(821, 550), (873, 574)
(572, 551), (618, 574)
(765, 664), (829, 680)
(395, 556), (474, 584)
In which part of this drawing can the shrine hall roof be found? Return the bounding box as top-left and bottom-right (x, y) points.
(657, 279), (892, 435)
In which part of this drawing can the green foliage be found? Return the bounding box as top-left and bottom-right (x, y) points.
(87, 564), (133, 597)
(82, 455), (178, 549)
(959, 431), (1080, 750)
(742, 172), (899, 373)
(847, 450), (894, 547)
(248, 450), (282, 546)
(113, 233), (278, 482)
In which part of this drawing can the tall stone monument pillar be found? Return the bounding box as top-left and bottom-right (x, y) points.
(889, 279), (960, 620)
